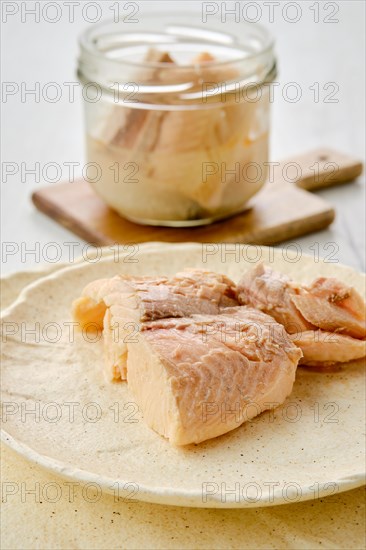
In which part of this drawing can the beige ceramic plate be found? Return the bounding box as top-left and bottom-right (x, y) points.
(1, 243), (365, 508)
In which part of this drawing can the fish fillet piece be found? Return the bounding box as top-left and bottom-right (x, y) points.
(126, 306), (302, 445)
(72, 269), (238, 380)
(96, 49), (174, 149)
(111, 48), (174, 150)
(309, 277), (365, 318)
(152, 108), (224, 154)
(237, 264), (366, 365)
(236, 263), (313, 333)
(292, 330), (366, 367)
(292, 278), (366, 339)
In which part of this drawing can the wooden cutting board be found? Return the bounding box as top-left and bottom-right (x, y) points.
(32, 148), (362, 246)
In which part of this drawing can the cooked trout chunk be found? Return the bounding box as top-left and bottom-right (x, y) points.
(236, 263), (312, 333)
(126, 307), (302, 445)
(107, 48), (175, 149)
(292, 278), (366, 339)
(72, 269), (237, 380)
(237, 264), (366, 366)
(292, 330), (366, 367)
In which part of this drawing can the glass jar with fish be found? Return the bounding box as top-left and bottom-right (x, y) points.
(77, 12), (276, 226)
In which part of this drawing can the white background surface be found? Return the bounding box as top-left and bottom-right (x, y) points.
(1, 0), (365, 274)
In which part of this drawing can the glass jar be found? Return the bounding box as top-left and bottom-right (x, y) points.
(77, 13), (276, 226)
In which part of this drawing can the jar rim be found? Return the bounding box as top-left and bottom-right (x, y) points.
(78, 12), (275, 70)
(77, 12), (276, 104)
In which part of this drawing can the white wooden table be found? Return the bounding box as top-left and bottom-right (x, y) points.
(1, 1), (364, 275)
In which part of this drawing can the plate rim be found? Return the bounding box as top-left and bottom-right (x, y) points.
(2, 427), (365, 508)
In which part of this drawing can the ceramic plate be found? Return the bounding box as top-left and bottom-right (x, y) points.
(1, 243), (365, 507)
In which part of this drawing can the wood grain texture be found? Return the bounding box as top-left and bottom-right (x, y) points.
(32, 182), (335, 246)
(32, 148), (362, 246)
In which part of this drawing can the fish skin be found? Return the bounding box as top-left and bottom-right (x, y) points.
(126, 306), (302, 445)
